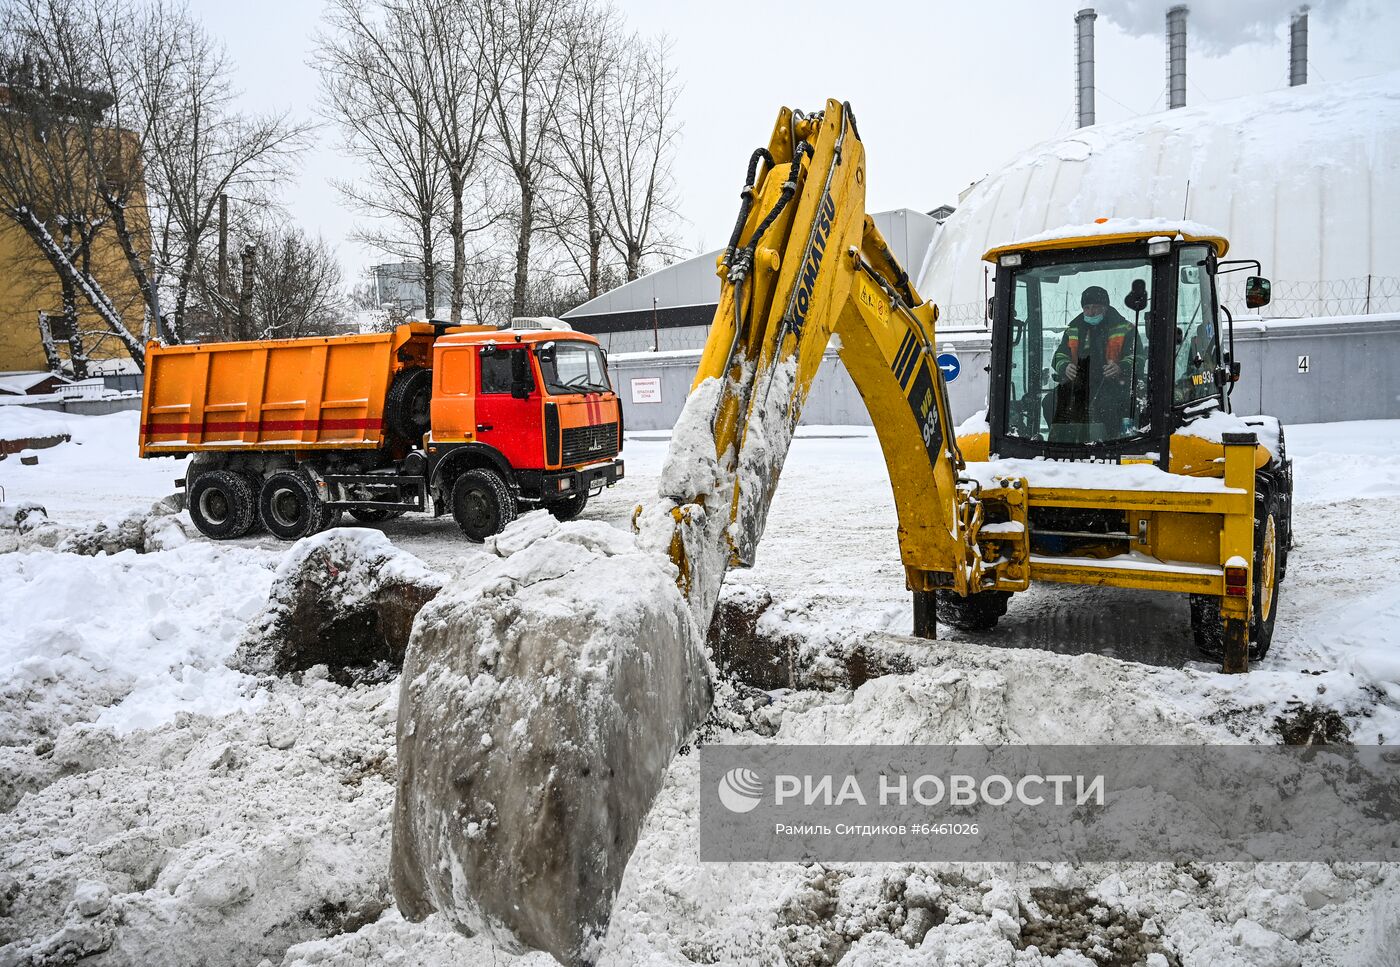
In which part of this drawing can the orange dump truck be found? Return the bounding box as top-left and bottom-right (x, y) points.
(139, 319), (624, 541)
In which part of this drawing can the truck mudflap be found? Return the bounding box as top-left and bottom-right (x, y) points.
(541, 459), (624, 503)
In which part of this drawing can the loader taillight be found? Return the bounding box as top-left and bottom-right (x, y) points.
(1224, 562), (1249, 596)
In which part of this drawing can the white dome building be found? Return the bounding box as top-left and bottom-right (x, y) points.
(920, 71), (1400, 326)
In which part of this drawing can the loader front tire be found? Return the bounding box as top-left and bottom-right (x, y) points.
(452, 469), (516, 542)
(188, 469), (258, 540)
(259, 471), (333, 541)
(935, 589), (1010, 632)
(1190, 490), (1282, 664)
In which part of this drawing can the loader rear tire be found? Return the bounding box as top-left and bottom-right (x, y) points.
(259, 471), (333, 541)
(385, 368), (432, 443)
(935, 589), (1011, 632)
(188, 470), (257, 540)
(452, 468), (516, 542)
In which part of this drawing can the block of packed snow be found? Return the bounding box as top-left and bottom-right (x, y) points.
(230, 528), (443, 682)
(391, 516), (712, 966)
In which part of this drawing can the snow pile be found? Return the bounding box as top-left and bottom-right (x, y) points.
(965, 457), (1236, 493)
(0, 678), (399, 967)
(0, 537), (275, 766)
(231, 529), (443, 682)
(0, 410), (189, 525)
(391, 515), (712, 965)
(0, 405), (71, 443)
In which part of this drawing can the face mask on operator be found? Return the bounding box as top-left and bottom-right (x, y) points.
(1081, 302), (1107, 325)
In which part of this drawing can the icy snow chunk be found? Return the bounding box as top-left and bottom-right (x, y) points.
(391, 520), (712, 966)
(230, 528), (443, 682)
(1230, 917), (1302, 967)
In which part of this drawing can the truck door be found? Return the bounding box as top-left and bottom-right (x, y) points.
(474, 346), (541, 469)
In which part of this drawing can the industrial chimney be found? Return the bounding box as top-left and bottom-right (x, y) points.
(1075, 8), (1097, 128)
(1167, 4), (1188, 109)
(1290, 6), (1309, 86)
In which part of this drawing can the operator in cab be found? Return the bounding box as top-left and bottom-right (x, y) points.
(1049, 285), (1140, 442)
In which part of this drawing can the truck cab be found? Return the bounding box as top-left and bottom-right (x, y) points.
(422, 319), (624, 539)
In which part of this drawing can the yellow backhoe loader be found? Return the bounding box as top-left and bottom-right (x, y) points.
(654, 98), (1290, 674)
(391, 98), (1294, 965)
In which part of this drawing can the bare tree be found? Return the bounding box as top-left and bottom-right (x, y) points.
(244, 223), (345, 340)
(600, 32), (679, 281)
(135, 11), (309, 342)
(475, 0), (582, 318)
(317, 0), (448, 318)
(549, 3), (617, 301)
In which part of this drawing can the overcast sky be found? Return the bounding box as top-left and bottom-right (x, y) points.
(191, 0), (1400, 283)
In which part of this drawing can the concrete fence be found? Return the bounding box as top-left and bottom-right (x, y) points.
(608, 313), (1400, 433)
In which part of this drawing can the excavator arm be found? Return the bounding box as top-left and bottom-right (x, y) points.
(640, 99), (1029, 634)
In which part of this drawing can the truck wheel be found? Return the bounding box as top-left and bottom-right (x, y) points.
(187, 470), (257, 540)
(259, 471), (333, 541)
(1190, 490), (1282, 663)
(385, 368), (432, 443)
(934, 588), (1010, 631)
(348, 508), (405, 524)
(452, 469), (516, 541)
(548, 491), (588, 522)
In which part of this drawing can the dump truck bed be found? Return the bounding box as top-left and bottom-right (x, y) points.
(139, 325), (435, 456)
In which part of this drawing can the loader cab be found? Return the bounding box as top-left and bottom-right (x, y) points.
(986, 227), (1242, 469)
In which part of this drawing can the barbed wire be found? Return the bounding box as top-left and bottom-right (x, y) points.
(936, 276), (1400, 331)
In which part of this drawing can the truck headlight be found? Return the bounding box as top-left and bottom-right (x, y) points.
(557, 477), (573, 492)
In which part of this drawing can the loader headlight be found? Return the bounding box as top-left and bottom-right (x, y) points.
(998, 253), (1023, 267)
(1147, 238), (1172, 257)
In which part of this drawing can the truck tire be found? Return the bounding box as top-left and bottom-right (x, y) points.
(548, 491), (588, 522)
(1190, 489), (1282, 663)
(452, 468), (516, 542)
(385, 368), (432, 443)
(934, 588), (1011, 631)
(187, 470), (257, 540)
(259, 471), (333, 541)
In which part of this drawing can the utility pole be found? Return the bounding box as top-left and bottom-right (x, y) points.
(238, 243), (256, 339)
(652, 296), (660, 352)
(218, 192), (229, 336)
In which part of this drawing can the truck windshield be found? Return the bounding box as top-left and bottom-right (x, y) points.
(536, 340), (612, 395)
(1002, 255), (1154, 447)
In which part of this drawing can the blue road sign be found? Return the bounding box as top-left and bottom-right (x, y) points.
(936, 352), (961, 382)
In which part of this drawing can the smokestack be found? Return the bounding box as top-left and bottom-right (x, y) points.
(1167, 4), (1188, 109)
(1075, 8), (1097, 128)
(1290, 6), (1309, 86)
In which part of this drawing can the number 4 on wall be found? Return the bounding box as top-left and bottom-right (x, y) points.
(1296, 355), (1310, 374)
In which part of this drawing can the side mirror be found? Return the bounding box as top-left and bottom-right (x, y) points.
(986, 297), (995, 321)
(1125, 278), (1149, 313)
(1245, 276), (1271, 309)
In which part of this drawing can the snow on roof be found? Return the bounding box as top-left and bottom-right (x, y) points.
(0, 372), (62, 395)
(986, 217), (1227, 259)
(920, 71), (1400, 321)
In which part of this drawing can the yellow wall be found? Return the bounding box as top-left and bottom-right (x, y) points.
(0, 125), (149, 374)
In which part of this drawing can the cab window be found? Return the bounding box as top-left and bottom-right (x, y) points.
(479, 348), (533, 395)
(1173, 244), (1223, 406)
(1003, 255), (1154, 446)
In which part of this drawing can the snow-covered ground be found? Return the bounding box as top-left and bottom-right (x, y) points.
(2, 411), (1400, 965)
